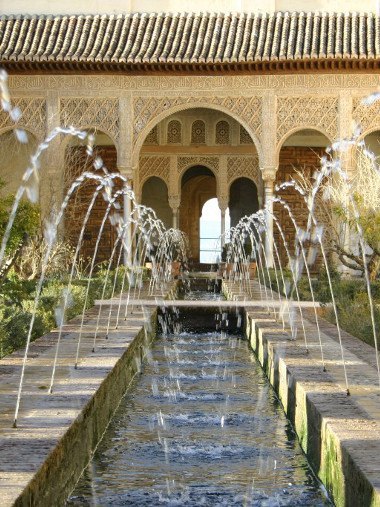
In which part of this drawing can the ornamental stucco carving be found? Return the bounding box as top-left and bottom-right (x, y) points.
(227, 156), (260, 185)
(138, 156), (170, 187)
(276, 96), (338, 143)
(8, 74), (380, 93)
(60, 98), (120, 141)
(352, 97), (380, 135)
(133, 95), (262, 146)
(177, 156), (219, 174)
(0, 97), (46, 140)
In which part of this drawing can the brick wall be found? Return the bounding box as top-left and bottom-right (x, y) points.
(274, 146), (326, 270)
(64, 145), (123, 265)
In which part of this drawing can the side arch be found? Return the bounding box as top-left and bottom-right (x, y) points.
(275, 126), (332, 166)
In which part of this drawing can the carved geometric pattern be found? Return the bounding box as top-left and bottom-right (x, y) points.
(240, 125), (254, 144)
(227, 156), (260, 185)
(167, 120), (182, 144)
(144, 125), (159, 144)
(177, 156), (219, 174)
(133, 96), (262, 144)
(215, 120), (230, 144)
(139, 156), (170, 185)
(60, 98), (120, 140)
(191, 120), (206, 144)
(0, 98), (46, 139)
(277, 97), (338, 142)
(353, 97), (380, 135)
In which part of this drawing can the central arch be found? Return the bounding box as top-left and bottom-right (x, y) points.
(180, 165), (216, 262)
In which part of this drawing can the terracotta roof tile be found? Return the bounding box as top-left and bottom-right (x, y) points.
(0, 11), (379, 71)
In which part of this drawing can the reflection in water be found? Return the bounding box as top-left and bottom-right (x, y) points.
(68, 293), (330, 506)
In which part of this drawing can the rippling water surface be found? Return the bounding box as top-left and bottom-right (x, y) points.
(68, 291), (331, 506)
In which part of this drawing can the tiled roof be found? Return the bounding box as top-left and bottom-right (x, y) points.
(1, 12), (379, 72)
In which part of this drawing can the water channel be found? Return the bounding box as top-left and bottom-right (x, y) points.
(68, 290), (331, 506)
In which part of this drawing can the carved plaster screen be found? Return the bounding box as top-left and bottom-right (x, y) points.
(215, 121), (230, 144)
(240, 125), (254, 144)
(191, 120), (206, 144)
(167, 120), (182, 144)
(144, 125), (159, 145)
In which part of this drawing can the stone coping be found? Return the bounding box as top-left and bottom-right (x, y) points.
(0, 283), (175, 506)
(223, 279), (380, 507)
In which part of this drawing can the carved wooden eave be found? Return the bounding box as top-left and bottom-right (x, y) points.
(2, 57), (380, 75)
(1, 12), (380, 75)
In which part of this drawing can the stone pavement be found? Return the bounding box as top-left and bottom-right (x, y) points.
(223, 279), (380, 506)
(0, 283), (173, 506)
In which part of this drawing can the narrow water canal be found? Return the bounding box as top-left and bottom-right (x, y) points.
(68, 291), (331, 506)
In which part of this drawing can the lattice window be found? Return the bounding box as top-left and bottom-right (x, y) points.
(144, 125), (159, 145)
(191, 120), (206, 144)
(215, 120), (230, 144)
(240, 126), (253, 144)
(167, 120), (182, 144)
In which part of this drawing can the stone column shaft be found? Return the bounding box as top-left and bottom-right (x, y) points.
(262, 168), (277, 269)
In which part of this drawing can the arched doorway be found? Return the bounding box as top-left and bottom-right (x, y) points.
(199, 198), (230, 263)
(64, 130), (122, 263)
(180, 166), (216, 262)
(229, 177), (259, 228)
(275, 129), (330, 267)
(141, 176), (171, 229)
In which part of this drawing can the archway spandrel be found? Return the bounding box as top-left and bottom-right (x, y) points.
(276, 96), (338, 145)
(353, 97), (380, 136)
(227, 156), (260, 187)
(177, 156), (219, 175)
(60, 98), (120, 143)
(0, 97), (46, 141)
(139, 156), (170, 188)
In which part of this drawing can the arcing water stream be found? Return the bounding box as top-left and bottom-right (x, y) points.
(68, 290), (331, 506)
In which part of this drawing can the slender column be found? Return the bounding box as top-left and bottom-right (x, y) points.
(338, 91), (355, 273)
(43, 91), (64, 226)
(119, 166), (133, 266)
(262, 168), (277, 268)
(169, 195), (181, 229)
(218, 196), (229, 248)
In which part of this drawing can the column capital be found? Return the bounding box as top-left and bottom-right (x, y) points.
(168, 195), (181, 211)
(218, 196), (229, 212)
(261, 166), (277, 183)
(118, 166), (134, 180)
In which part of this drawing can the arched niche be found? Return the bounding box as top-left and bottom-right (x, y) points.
(141, 177), (171, 230)
(180, 165), (216, 262)
(363, 130), (380, 159)
(200, 197), (230, 263)
(275, 128), (330, 268)
(0, 129), (39, 197)
(64, 130), (122, 264)
(229, 177), (259, 229)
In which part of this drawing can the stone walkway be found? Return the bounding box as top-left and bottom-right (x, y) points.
(223, 278), (380, 504)
(0, 283), (172, 506)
